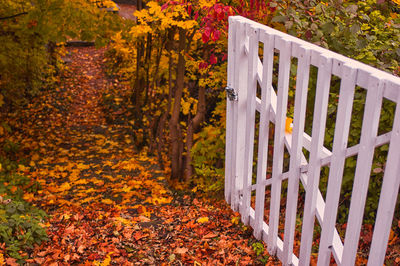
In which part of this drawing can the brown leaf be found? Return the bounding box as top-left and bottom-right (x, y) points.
(174, 247), (188, 254)
(34, 257), (45, 264)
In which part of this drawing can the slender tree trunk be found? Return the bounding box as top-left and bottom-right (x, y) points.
(184, 84), (206, 181)
(144, 32), (152, 105)
(133, 0), (144, 118)
(169, 27), (186, 180)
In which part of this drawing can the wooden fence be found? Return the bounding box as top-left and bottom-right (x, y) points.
(224, 16), (400, 265)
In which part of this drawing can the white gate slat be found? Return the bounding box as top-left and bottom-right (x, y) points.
(240, 25), (259, 225)
(317, 64), (357, 266)
(341, 75), (384, 265)
(225, 17), (237, 204)
(267, 36), (292, 254)
(282, 44), (311, 264)
(299, 53), (333, 266)
(253, 30), (275, 239)
(232, 20), (248, 211)
(368, 86), (400, 265)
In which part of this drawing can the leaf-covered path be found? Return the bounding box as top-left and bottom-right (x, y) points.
(10, 47), (277, 265)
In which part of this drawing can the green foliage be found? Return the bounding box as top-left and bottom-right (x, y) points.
(273, 0), (400, 74)
(0, 162), (47, 262)
(191, 95), (226, 193)
(0, 200), (47, 262)
(251, 241), (264, 256)
(0, 0), (123, 107)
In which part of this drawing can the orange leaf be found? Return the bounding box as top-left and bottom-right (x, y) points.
(203, 232), (218, 239)
(6, 257), (19, 266)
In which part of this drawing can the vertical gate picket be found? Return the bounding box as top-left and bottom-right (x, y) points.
(253, 30), (274, 239)
(299, 53), (332, 265)
(241, 25), (259, 225)
(342, 75), (384, 265)
(317, 63), (357, 265)
(368, 83), (400, 265)
(231, 20), (248, 212)
(282, 44), (311, 264)
(224, 17), (236, 204)
(267, 36), (292, 254)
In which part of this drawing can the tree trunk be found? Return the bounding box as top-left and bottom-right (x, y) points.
(169, 27), (186, 180)
(184, 84), (206, 181)
(133, 0), (144, 119)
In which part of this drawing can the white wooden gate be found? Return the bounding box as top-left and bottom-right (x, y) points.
(225, 16), (400, 265)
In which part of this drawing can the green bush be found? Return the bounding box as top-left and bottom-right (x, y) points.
(0, 167), (47, 262)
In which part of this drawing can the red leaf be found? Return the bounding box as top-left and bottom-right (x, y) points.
(209, 54), (217, 65)
(202, 28), (211, 43)
(212, 30), (221, 42)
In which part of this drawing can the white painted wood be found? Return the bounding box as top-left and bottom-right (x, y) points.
(267, 36), (292, 254)
(342, 75), (384, 266)
(317, 64), (357, 266)
(225, 16), (400, 266)
(253, 29), (274, 239)
(240, 25), (259, 225)
(225, 17), (236, 204)
(368, 88), (400, 266)
(282, 44), (311, 264)
(232, 20), (248, 211)
(299, 53), (332, 266)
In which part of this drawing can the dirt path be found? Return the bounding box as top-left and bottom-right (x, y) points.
(118, 4), (136, 21)
(6, 47), (279, 265)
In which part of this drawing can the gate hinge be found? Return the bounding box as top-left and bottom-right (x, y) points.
(225, 86), (238, 101)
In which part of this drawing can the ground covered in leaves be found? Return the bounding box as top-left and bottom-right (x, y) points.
(5, 47), (279, 265)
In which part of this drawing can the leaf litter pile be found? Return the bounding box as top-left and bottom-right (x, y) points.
(6, 47), (279, 265)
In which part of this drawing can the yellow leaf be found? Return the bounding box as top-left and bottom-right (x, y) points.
(23, 193), (35, 202)
(231, 216), (240, 225)
(102, 254), (111, 266)
(61, 213), (71, 220)
(285, 117), (293, 133)
(181, 100), (191, 115)
(59, 182), (71, 192)
(101, 199), (114, 204)
(121, 185), (131, 193)
(77, 163), (90, 170)
(18, 164), (26, 171)
(197, 217), (209, 223)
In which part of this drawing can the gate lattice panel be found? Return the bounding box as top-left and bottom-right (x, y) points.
(225, 16), (400, 266)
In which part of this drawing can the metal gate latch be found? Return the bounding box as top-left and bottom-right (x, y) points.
(225, 86), (238, 101)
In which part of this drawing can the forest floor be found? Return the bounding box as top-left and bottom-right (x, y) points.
(8, 47), (278, 265)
